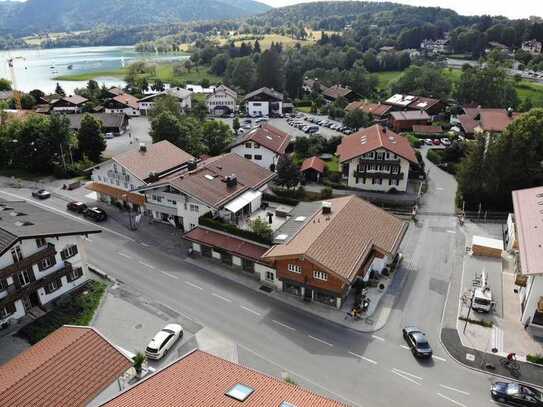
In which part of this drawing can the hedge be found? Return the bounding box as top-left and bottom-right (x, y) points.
(458, 316), (493, 328)
(426, 148), (442, 165)
(199, 215), (272, 245)
(527, 354), (543, 365)
(262, 192), (300, 206)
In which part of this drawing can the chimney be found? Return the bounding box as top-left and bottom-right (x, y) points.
(139, 143), (147, 153)
(187, 159), (197, 171)
(322, 201), (332, 215)
(507, 107), (513, 117)
(382, 126), (387, 134)
(225, 174), (238, 188)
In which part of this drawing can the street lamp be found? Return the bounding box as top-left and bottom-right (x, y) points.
(121, 193), (136, 231)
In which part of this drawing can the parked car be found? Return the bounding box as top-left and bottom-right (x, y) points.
(32, 189), (51, 200)
(441, 137), (451, 146)
(307, 126), (319, 134)
(255, 117), (267, 124)
(402, 326), (433, 359)
(66, 201), (88, 213)
(104, 132), (115, 139)
(424, 139), (433, 145)
(490, 382), (543, 406)
(242, 119), (252, 124)
(83, 207), (107, 222)
(145, 323), (183, 360)
(432, 138), (441, 145)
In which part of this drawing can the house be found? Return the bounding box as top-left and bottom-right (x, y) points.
(301, 156), (326, 183)
(136, 153), (275, 231)
(412, 125), (443, 137)
(138, 87), (192, 115)
(262, 196), (408, 308)
(475, 108), (519, 135)
(420, 38), (449, 53)
(66, 113), (128, 135)
(104, 93), (140, 116)
(186, 84), (216, 94)
(407, 96), (443, 116)
(206, 85), (237, 116)
(303, 78), (326, 94)
(337, 125), (418, 193)
(522, 39), (542, 55)
(243, 87), (284, 117)
(0, 90), (13, 101)
(322, 84), (355, 103)
(100, 349), (347, 406)
(384, 94), (418, 111)
(0, 200), (100, 327)
(229, 123), (290, 171)
(457, 114), (479, 137)
(0, 325), (132, 406)
(345, 100), (392, 121)
(389, 110), (431, 132)
(87, 140), (195, 211)
(50, 95), (88, 113)
(105, 87), (125, 98)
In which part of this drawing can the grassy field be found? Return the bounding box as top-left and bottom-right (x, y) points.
(54, 69), (128, 81)
(23, 31), (89, 46)
(375, 71), (403, 90)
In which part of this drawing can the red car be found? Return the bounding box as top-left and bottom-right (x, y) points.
(432, 139), (441, 145)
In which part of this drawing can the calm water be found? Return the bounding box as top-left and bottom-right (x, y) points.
(0, 46), (188, 94)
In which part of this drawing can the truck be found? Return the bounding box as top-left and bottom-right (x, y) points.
(472, 271), (494, 313)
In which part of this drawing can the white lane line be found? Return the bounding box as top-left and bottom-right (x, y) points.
(390, 369), (421, 386)
(391, 368), (423, 381)
(372, 335), (385, 341)
(439, 385), (470, 396)
(240, 305), (261, 316)
(436, 187), (444, 191)
(140, 242), (151, 247)
(400, 344), (410, 350)
(138, 261), (155, 269)
(185, 281), (203, 290)
(436, 393), (467, 407)
(348, 351), (378, 365)
(118, 252), (131, 259)
(308, 335), (333, 347)
(158, 270), (178, 279)
(212, 292), (232, 303)
(272, 320), (296, 331)
(446, 230), (456, 234)
(433, 355), (447, 362)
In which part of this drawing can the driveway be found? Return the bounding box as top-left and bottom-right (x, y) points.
(104, 117), (152, 158)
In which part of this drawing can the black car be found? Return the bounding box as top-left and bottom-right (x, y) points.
(66, 201), (88, 213)
(491, 382), (543, 406)
(32, 189), (51, 200)
(83, 207), (107, 222)
(402, 326), (433, 359)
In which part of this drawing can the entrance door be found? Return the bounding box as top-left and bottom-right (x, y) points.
(221, 253), (233, 266)
(304, 287), (313, 302)
(29, 291), (40, 307)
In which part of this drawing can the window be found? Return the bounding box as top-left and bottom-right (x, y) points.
(314, 270), (328, 281)
(67, 267), (83, 282)
(244, 154), (252, 159)
(113, 163), (118, 173)
(60, 245), (78, 260)
(0, 302), (16, 319)
(288, 264), (302, 273)
(98, 176), (102, 181)
(253, 143), (260, 149)
(391, 166), (399, 174)
(115, 179), (120, 186)
(17, 269), (34, 287)
(245, 142), (252, 148)
(225, 384), (255, 402)
(124, 182), (129, 189)
(265, 271), (275, 281)
(36, 238), (47, 248)
(189, 204), (199, 212)
(254, 154), (262, 160)
(38, 255), (56, 271)
(130, 184), (135, 190)
(44, 278), (62, 294)
(0, 278), (8, 291)
(121, 167), (126, 175)
(376, 152), (384, 160)
(252, 102), (262, 107)
(11, 246), (23, 263)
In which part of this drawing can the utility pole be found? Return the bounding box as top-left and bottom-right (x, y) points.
(59, 143), (67, 175)
(463, 288), (476, 334)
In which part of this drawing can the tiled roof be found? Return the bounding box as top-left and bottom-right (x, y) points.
(389, 110), (430, 121)
(63, 95), (88, 105)
(85, 182), (145, 205)
(211, 85), (237, 99)
(300, 156), (326, 173)
(412, 125), (443, 135)
(345, 101), (391, 117)
(65, 113), (127, 130)
(101, 349), (347, 407)
(107, 87), (125, 96)
(0, 326), (131, 407)
(457, 114), (478, 135)
(478, 108), (519, 133)
(263, 196), (408, 282)
(407, 96), (441, 112)
(462, 106), (480, 119)
(243, 87), (283, 101)
(231, 123), (290, 155)
(323, 84), (352, 100)
(113, 93), (139, 109)
(337, 124), (417, 164)
(113, 140), (194, 181)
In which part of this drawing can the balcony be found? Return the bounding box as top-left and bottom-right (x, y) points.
(0, 244), (56, 280)
(354, 171), (405, 181)
(358, 158), (401, 166)
(106, 171), (130, 182)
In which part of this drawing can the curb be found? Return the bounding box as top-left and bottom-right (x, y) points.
(89, 264), (116, 283)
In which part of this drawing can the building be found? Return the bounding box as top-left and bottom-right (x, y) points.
(206, 85), (237, 116)
(420, 38), (449, 53)
(475, 108), (519, 135)
(87, 141), (195, 211)
(229, 123), (290, 171)
(138, 87), (192, 115)
(412, 125), (443, 137)
(322, 84), (355, 103)
(0, 90), (13, 101)
(66, 113), (129, 135)
(0, 325), (132, 407)
(389, 110), (431, 132)
(136, 153), (275, 231)
(104, 93), (140, 117)
(100, 349), (347, 406)
(0, 200), (100, 327)
(456, 114), (479, 137)
(407, 96), (443, 116)
(383, 94), (418, 111)
(303, 78), (326, 94)
(300, 156), (326, 183)
(345, 100), (392, 121)
(337, 125), (417, 193)
(243, 87), (284, 117)
(50, 95), (88, 113)
(522, 39), (542, 55)
(186, 84), (216, 94)
(262, 196), (408, 308)
(105, 87), (125, 97)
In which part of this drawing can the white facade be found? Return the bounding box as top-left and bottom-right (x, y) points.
(52, 105), (81, 114)
(138, 89), (191, 116)
(247, 101), (283, 117)
(519, 274), (543, 334)
(231, 141), (279, 171)
(90, 160), (145, 206)
(105, 106), (140, 117)
(207, 91), (237, 115)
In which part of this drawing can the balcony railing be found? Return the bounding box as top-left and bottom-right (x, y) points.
(354, 171), (404, 181)
(0, 244), (56, 280)
(358, 158), (401, 166)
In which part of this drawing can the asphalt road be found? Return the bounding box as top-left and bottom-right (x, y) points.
(0, 159), (500, 407)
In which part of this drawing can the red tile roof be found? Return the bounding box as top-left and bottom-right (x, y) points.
(63, 95), (88, 105)
(323, 84), (353, 100)
(345, 101), (392, 117)
(337, 124), (417, 164)
(462, 106), (480, 119)
(113, 93), (139, 109)
(412, 125), (443, 135)
(478, 108), (519, 133)
(232, 123), (290, 155)
(407, 96), (441, 112)
(0, 326), (131, 407)
(102, 349), (347, 407)
(457, 114), (478, 135)
(389, 110), (430, 121)
(300, 156), (326, 173)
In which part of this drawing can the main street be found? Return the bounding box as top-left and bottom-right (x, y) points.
(0, 156), (497, 407)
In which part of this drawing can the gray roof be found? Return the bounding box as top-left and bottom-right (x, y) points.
(272, 201), (322, 244)
(0, 200), (101, 255)
(139, 87), (192, 102)
(65, 113), (127, 130)
(243, 87), (283, 102)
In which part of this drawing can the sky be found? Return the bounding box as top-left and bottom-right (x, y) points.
(258, 0), (543, 20)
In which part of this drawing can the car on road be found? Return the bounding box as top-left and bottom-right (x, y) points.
(66, 201), (88, 213)
(424, 138), (434, 145)
(432, 138), (441, 145)
(83, 207), (107, 222)
(32, 189), (51, 200)
(490, 382), (543, 406)
(255, 117), (268, 124)
(105, 132), (115, 139)
(402, 326), (433, 359)
(441, 137), (452, 146)
(145, 323), (183, 360)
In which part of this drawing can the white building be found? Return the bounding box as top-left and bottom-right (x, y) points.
(138, 87), (192, 116)
(230, 123), (290, 171)
(206, 85), (237, 116)
(420, 38), (449, 54)
(243, 87), (284, 117)
(337, 125), (418, 193)
(0, 200), (100, 328)
(521, 40), (542, 55)
(50, 95), (88, 114)
(104, 93), (140, 116)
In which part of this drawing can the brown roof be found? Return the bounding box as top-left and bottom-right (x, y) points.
(184, 227), (270, 263)
(113, 140), (194, 181)
(0, 326), (131, 407)
(263, 196), (408, 282)
(478, 108), (519, 133)
(389, 110), (430, 121)
(102, 349), (346, 407)
(113, 93), (139, 109)
(323, 84), (352, 100)
(63, 94), (88, 105)
(337, 124), (417, 164)
(462, 106), (480, 119)
(407, 96), (441, 112)
(152, 153), (275, 208)
(457, 114), (478, 135)
(86, 181), (145, 205)
(412, 125), (443, 135)
(108, 87), (125, 96)
(300, 156), (326, 173)
(232, 123), (290, 155)
(345, 101), (391, 117)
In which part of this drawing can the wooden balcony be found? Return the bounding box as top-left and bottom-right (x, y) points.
(354, 171), (405, 181)
(358, 158), (401, 166)
(0, 244), (56, 280)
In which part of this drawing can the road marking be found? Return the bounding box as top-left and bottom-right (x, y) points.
(348, 351), (378, 365)
(185, 281), (203, 290)
(390, 369), (421, 386)
(436, 187), (444, 191)
(433, 355), (447, 362)
(118, 252), (131, 259)
(436, 393), (467, 407)
(400, 344), (410, 350)
(138, 261), (155, 269)
(212, 293), (232, 303)
(308, 335), (333, 347)
(391, 368), (422, 381)
(139, 242), (151, 247)
(85, 238), (93, 242)
(272, 320), (296, 331)
(240, 305), (261, 316)
(439, 384), (470, 396)
(158, 270), (178, 279)
(371, 334), (385, 341)
(446, 230), (456, 234)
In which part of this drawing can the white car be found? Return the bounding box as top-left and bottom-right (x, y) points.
(104, 132), (115, 139)
(145, 323), (183, 360)
(424, 138), (433, 145)
(441, 137), (452, 146)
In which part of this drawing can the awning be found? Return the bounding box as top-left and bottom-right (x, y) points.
(224, 190), (262, 214)
(85, 181), (145, 206)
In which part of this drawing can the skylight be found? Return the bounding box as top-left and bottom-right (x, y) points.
(294, 216), (306, 222)
(205, 174), (215, 180)
(280, 402), (298, 407)
(225, 383), (255, 402)
(14, 221), (34, 227)
(276, 234), (288, 241)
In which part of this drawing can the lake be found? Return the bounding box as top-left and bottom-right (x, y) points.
(0, 46), (189, 94)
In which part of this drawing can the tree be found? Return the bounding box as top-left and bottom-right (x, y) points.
(132, 352), (146, 377)
(249, 217), (273, 241)
(150, 111), (182, 144)
(20, 94), (36, 110)
(232, 117), (240, 132)
(55, 82), (66, 96)
(149, 94), (181, 119)
(347, 62), (378, 98)
(184, 59), (193, 73)
(29, 89), (45, 101)
(151, 79), (165, 92)
(344, 109), (372, 130)
(275, 155), (301, 189)
(392, 64), (451, 99)
(256, 48), (284, 90)
(254, 40), (261, 54)
(455, 65), (518, 108)
(191, 99), (209, 122)
(77, 114), (106, 163)
(284, 62), (303, 100)
(210, 53), (229, 76)
(225, 57), (256, 93)
(201, 120), (234, 156)
(0, 78), (11, 91)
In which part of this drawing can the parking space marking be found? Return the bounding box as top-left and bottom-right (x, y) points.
(348, 351), (378, 365)
(272, 320), (296, 331)
(391, 369), (421, 386)
(433, 355), (447, 362)
(158, 270), (178, 279)
(185, 281), (203, 290)
(212, 293), (232, 303)
(400, 344), (410, 350)
(138, 261), (155, 269)
(308, 335), (333, 347)
(240, 305), (261, 316)
(118, 252), (131, 259)
(371, 335), (385, 341)
(436, 393), (466, 407)
(439, 384), (469, 396)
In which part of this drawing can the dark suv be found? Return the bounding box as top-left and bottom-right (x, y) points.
(83, 207), (107, 222)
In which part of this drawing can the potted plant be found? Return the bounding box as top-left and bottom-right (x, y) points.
(132, 352), (146, 377)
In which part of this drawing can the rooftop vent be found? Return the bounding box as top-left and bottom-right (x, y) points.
(225, 384), (255, 402)
(14, 221), (34, 227)
(280, 402), (298, 407)
(187, 159), (198, 171)
(205, 174), (215, 180)
(139, 143), (147, 153)
(322, 201), (332, 215)
(225, 174), (238, 188)
(9, 211), (26, 217)
(276, 234), (288, 241)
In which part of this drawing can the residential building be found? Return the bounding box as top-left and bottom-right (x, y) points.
(138, 87), (192, 115)
(322, 84), (355, 103)
(262, 196), (408, 308)
(383, 94), (418, 111)
(456, 114), (479, 137)
(206, 85), (237, 116)
(66, 113), (128, 135)
(87, 140), (195, 211)
(0, 325), (132, 406)
(337, 125), (418, 193)
(300, 156), (326, 183)
(50, 95), (88, 113)
(522, 39), (542, 55)
(243, 87), (284, 117)
(345, 100), (392, 121)
(303, 78), (326, 94)
(105, 87), (125, 97)
(420, 38), (449, 53)
(101, 349), (347, 406)
(0, 200), (100, 327)
(186, 84), (216, 94)
(475, 108), (520, 135)
(136, 153), (275, 231)
(104, 93), (140, 116)
(229, 123), (290, 171)
(389, 110), (431, 131)
(407, 96), (443, 116)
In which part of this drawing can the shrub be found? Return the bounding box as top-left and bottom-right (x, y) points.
(262, 192), (299, 206)
(199, 214), (272, 245)
(407, 134), (423, 148)
(458, 316), (493, 328)
(426, 149), (442, 165)
(320, 186), (333, 199)
(527, 354), (543, 365)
